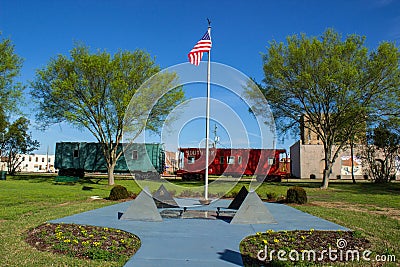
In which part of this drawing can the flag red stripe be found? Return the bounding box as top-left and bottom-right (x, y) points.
(188, 30), (211, 66)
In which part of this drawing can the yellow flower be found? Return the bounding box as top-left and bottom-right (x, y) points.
(266, 229), (274, 234)
(92, 241), (101, 247)
(274, 238), (280, 243)
(120, 239), (125, 243)
(102, 236), (108, 240)
(73, 239), (79, 244)
(103, 227), (109, 231)
(301, 235), (306, 240)
(82, 241), (90, 246)
(262, 239), (268, 244)
(256, 232), (262, 236)
(63, 239), (71, 243)
(55, 232), (63, 239)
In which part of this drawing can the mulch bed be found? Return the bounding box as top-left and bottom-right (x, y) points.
(25, 223), (140, 262)
(240, 230), (371, 266)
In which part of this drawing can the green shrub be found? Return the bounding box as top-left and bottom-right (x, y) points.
(286, 186), (307, 204)
(109, 185), (130, 200)
(266, 192), (277, 201)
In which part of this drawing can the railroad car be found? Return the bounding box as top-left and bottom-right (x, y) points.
(176, 148), (289, 181)
(55, 142), (165, 179)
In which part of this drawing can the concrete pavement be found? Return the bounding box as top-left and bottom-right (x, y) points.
(51, 198), (347, 266)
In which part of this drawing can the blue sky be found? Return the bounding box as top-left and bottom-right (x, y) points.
(1, 0), (399, 155)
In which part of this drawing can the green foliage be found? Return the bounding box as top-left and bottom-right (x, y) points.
(286, 186), (307, 204)
(108, 185), (131, 200)
(266, 192), (277, 201)
(363, 122), (400, 183)
(259, 29), (400, 188)
(241, 230), (369, 266)
(31, 44), (185, 185)
(372, 122), (400, 149)
(0, 36), (26, 160)
(26, 223), (140, 263)
(3, 117), (39, 175)
(31, 45), (161, 129)
(0, 35), (24, 115)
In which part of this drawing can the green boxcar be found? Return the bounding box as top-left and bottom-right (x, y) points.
(55, 142), (165, 179)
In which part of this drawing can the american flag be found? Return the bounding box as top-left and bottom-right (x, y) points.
(188, 30), (212, 66)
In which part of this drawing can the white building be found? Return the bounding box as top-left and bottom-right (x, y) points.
(18, 154), (56, 172)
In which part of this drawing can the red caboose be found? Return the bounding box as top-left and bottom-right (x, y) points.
(176, 148), (289, 181)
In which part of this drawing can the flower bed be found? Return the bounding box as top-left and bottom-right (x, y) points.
(240, 229), (371, 266)
(25, 223), (140, 263)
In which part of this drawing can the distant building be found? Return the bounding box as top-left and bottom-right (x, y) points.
(291, 117), (399, 180)
(0, 157), (7, 172)
(291, 115), (366, 179)
(164, 151), (179, 175)
(18, 154), (56, 172)
(300, 115), (323, 145)
(290, 141), (366, 179)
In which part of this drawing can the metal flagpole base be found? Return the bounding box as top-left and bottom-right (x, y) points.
(199, 199), (212, 205)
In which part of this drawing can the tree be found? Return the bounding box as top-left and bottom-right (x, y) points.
(0, 35), (25, 167)
(4, 117), (39, 175)
(339, 116), (367, 184)
(31, 44), (184, 185)
(261, 29), (400, 189)
(0, 35), (24, 114)
(362, 122), (400, 183)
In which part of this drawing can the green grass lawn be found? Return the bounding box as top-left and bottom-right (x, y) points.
(0, 174), (134, 267)
(0, 174), (399, 266)
(293, 181), (400, 266)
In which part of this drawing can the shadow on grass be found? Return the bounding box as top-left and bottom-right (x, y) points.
(330, 182), (400, 196)
(10, 174), (56, 183)
(279, 180), (400, 197)
(10, 174), (109, 187)
(10, 174), (400, 197)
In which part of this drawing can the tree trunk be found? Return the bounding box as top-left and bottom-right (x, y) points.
(321, 147), (332, 189)
(321, 168), (330, 189)
(7, 150), (12, 175)
(350, 141), (356, 184)
(108, 163), (116, 186)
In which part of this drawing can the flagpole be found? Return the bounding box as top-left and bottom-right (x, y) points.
(204, 23), (211, 201)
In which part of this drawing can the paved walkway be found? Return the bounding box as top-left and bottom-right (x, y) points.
(51, 199), (347, 266)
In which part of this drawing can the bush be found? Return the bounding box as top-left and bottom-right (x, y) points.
(266, 192), (277, 201)
(108, 185), (130, 200)
(286, 186), (307, 204)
